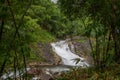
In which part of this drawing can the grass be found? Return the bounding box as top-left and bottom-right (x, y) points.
(55, 63), (120, 80)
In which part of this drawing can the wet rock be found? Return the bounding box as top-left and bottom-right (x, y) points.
(27, 68), (40, 75)
(38, 43), (62, 65)
(67, 37), (94, 66)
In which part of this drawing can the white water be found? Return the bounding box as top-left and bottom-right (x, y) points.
(0, 68), (30, 80)
(1, 40), (90, 80)
(51, 0), (58, 3)
(51, 40), (90, 67)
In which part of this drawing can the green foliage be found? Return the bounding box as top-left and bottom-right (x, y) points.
(58, 0), (86, 19)
(56, 64), (120, 80)
(1, 0), (120, 79)
(0, 0), (55, 77)
(58, 0), (120, 67)
(27, 0), (69, 38)
(23, 16), (55, 42)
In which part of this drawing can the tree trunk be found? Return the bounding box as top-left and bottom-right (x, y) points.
(0, 19), (4, 41)
(111, 0), (120, 63)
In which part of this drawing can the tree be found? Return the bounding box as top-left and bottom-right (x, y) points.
(0, 0), (33, 78)
(58, 0), (120, 66)
(27, 0), (69, 38)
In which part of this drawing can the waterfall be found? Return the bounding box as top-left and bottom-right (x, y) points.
(51, 0), (58, 3)
(51, 40), (90, 67)
(1, 40), (91, 80)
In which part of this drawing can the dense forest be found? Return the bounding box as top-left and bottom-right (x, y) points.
(0, 0), (120, 80)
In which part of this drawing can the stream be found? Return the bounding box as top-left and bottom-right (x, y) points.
(1, 40), (91, 80)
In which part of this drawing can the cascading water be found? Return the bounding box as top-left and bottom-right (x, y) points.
(51, 40), (90, 67)
(51, 0), (58, 3)
(1, 40), (91, 80)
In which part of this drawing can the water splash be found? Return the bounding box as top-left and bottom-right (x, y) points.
(51, 40), (90, 67)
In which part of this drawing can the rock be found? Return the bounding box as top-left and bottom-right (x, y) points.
(39, 74), (53, 80)
(27, 68), (40, 75)
(52, 52), (62, 65)
(67, 37), (94, 66)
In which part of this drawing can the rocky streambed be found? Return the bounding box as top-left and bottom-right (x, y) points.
(30, 37), (94, 66)
(27, 37), (94, 80)
(1, 37), (94, 80)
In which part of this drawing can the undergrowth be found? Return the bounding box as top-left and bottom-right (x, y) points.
(56, 63), (120, 80)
